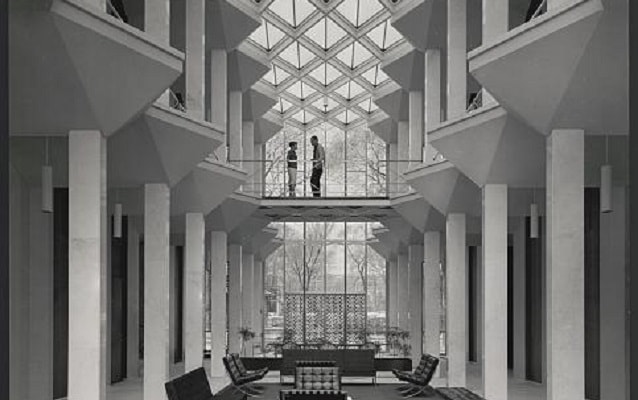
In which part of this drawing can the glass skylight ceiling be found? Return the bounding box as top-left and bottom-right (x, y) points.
(247, 0), (407, 129)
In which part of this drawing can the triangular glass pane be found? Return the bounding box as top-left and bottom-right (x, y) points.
(295, 0), (317, 27)
(273, 66), (291, 86)
(358, 98), (378, 113)
(357, 0), (383, 27)
(334, 80), (365, 100)
(312, 96), (339, 113)
(361, 65), (388, 86)
(286, 81), (303, 98)
(335, 110), (348, 124)
(292, 109), (306, 123)
(265, 20), (286, 50)
(308, 63), (342, 86)
(334, 82), (350, 99)
(305, 17), (348, 50)
(249, 22), (268, 49)
(278, 42), (315, 69)
(351, 41), (373, 68)
(300, 82), (317, 99)
(336, 0), (358, 26)
(274, 98), (293, 113)
(268, 0), (294, 26)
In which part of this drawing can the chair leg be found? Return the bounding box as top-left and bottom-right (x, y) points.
(402, 386), (428, 398)
(234, 384), (263, 398)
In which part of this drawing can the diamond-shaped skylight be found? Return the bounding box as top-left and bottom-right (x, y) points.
(251, 0), (405, 128)
(336, 0), (384, 28)
(249, 20), (285, 51)
(305, 17), (348, 50)
(268, 0), (316, 28)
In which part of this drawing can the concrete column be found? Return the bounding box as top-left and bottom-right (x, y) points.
(209, 232), (227, 378)
(546, 129), (584, 400)
(424, 50), (441, 164)
(143, 183), (170, 400)
(389, 143), (398, 195)
(474, 246), (484, 364)
(409, 91), (424, 170)
(253, 260), (264, 351)
(241, 251), (254, 335)
(408, 244), (424, 365)
(397, 121), (409, 176)
(423, 232), (441, 365)
(481, 184), (508, 400)
(446, 213), (467, 387)
(397, 252), (409, 330)
(210, 50), (228, 160)
(228, 92), (243, 167)
(512, 217), (526, 380)
(599, 187), (627, 400)
(169, 246), (178, 364)
(387, 259), (398, 327)
(254, 144), (264, 196)
(185, 0), (205, 119)
(145, 0), (170, 105)
(481, 0), (507, 105)
(447, 0), (467, 120)
(67, 131), (107, 400)
(228, 244), (242, 354)
(28, 189), (54, 400)
(184, 213), (205, 372)
(242, 121), (255, 194)
(126, 217), (140, 378)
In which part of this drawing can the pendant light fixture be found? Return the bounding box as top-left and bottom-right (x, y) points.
(530, 189), (539, 239)
(42, 137), (53, 213)
(600, 135), (613, 213)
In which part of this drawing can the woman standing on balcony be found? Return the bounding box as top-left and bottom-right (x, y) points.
(287, 141), (298, 197)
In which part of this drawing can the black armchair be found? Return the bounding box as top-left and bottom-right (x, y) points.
(393, 353), (439, 398)
(222, 354), (264, 397)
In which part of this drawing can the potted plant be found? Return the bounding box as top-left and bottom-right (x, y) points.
(238, 327), (256, 356)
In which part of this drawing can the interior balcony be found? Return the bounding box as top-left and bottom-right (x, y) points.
(392, 192), (446, 233)
(206, 192), (262, 233)
(469, 0), (627, 136)
(390, 0), (447, 52)
(107, 102), (224, 188)
(429, 103), (545, 188)
(9, 0), (183, 136)
(403, 160), (481, 217)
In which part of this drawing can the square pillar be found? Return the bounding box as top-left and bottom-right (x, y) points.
(209, 232), (227, 378)
(254, 144), (264, 197)
(242, 121), (255, 194)
(512, 217), (527, 380)
(253, 260), (264, 351)
(481, 184), (508, 400)
(409, 91), (424, 170)
(228, 92), (243, 167)
(424, 50), (441, 164)
(408, 244), (424, 366)
(397, 252), (410, 330)
(145, 0), (170, 105)
(185, 0), (205, 120)
(446, 213), (467, 387)
(423, 232), (441, 369)
(210, 50), (228, 160)
(241, 251), (254, 334)
(397, 122), (409, 176)
(447, 0), (467, 120)
(67, 130), (107, 400)
(143, 183), (170, 400)
(389, 143), (398, 195)
(126, 217), (140, 378)
(184, 213), (205, 372)
(387, 260), (398, 327)
(227, 244), (242, 354)
(546, 129), (584, 400)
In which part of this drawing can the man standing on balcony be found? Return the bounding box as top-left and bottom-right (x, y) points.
(287, 141), (298, 197)
(310, 135), (325, 197)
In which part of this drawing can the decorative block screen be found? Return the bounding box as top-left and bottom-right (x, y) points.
(284, 293), (366, 345)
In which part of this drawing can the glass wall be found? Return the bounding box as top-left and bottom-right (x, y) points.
(263, 222), (386, 355)
(264, 123), (387, 198)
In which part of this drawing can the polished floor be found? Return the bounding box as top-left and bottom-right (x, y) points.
(102, 361), (546, 400)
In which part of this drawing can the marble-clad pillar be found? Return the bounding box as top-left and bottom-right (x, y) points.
(209, 232), (227, 378)
(185, 0), (205, 119)
(145, 0), (170, 105)
(227, 244), (242, 354)
(482, 184), (508, 400)
(424, 50), (441, 164)
(447, 0), (467, 120)
(408, 244), (424, 366)
(423, 231), (441, 373)
(143, 183), (170, 400)
(210, 50), (228, 160)
(67, 130), (107, 400)
(241, 251), (254, 334)
(387, 260), (398, 327)
(253, 259), (264, 350)
(242, 121), (255, 194)
(546, 129), (584, 400)
(397, 122), (409, 176)
(446, 213), (467, 387)
(512, 217), (526, 379)
(228, 92), (243, 167)
(397, 252), (409, 330)
(409, 91), (424, 170)
(184, 213), (205, 372)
